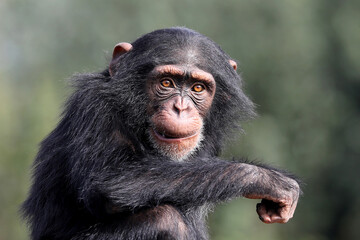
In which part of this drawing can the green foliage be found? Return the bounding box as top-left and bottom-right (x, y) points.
(0, 0), (359, 239)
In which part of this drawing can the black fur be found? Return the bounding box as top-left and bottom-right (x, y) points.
(22, 27), (300, 240)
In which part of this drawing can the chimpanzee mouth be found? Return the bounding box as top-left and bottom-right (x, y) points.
(151, 129), (199, 142)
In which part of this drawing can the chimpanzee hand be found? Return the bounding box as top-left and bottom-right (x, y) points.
(246, 178), (300, 224)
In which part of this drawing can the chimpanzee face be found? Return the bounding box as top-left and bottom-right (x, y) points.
(146, 64), (216, 161)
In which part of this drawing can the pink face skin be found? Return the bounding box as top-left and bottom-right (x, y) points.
(147, 65), (216, 161)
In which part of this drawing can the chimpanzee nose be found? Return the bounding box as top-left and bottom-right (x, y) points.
(173, 96), (190, 115)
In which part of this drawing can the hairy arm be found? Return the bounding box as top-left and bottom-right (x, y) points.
(82, 156), (300, 223)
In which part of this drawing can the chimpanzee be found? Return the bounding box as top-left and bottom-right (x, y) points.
(22, 27), (301, 240)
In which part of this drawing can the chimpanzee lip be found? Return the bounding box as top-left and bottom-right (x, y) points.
(152, 129), (199, 142)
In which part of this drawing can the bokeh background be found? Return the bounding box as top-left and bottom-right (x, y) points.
(1, 0), (359, 239)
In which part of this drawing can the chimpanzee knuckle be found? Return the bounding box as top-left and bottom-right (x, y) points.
(272, 217), (283, 224)
(283, 186), (299, 203)
(281, 218), (289, 224)
(276, 197), (290, 207)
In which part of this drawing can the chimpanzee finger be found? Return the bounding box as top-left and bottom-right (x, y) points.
(256, 203), (272, 223)
(270, 214), (289, 223)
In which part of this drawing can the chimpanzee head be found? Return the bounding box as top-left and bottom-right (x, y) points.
(105, 27), (255, 160)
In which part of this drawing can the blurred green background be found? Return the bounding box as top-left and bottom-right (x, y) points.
(1, 0), (359, 239)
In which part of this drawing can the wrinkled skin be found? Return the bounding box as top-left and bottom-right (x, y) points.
(146, 64), (216, 160)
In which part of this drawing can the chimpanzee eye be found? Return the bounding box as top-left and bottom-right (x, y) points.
(192, 84), (205, 93)
(160, 79), (173, 88)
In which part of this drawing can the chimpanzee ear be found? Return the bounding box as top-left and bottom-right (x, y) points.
(229, 59), (237, 71)
(112, 42), (133, 59)
(109, 42), (133, 76)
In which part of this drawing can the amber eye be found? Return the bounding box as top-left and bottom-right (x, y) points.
(192, 84), (205, 92)
(160, 79), (173, 88)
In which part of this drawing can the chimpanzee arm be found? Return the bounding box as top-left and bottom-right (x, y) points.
(82, 156), (300, 223)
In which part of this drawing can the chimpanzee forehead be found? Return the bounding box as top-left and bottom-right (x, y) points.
(144, 48), (225, 77)
(129, 28), (236, 84)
